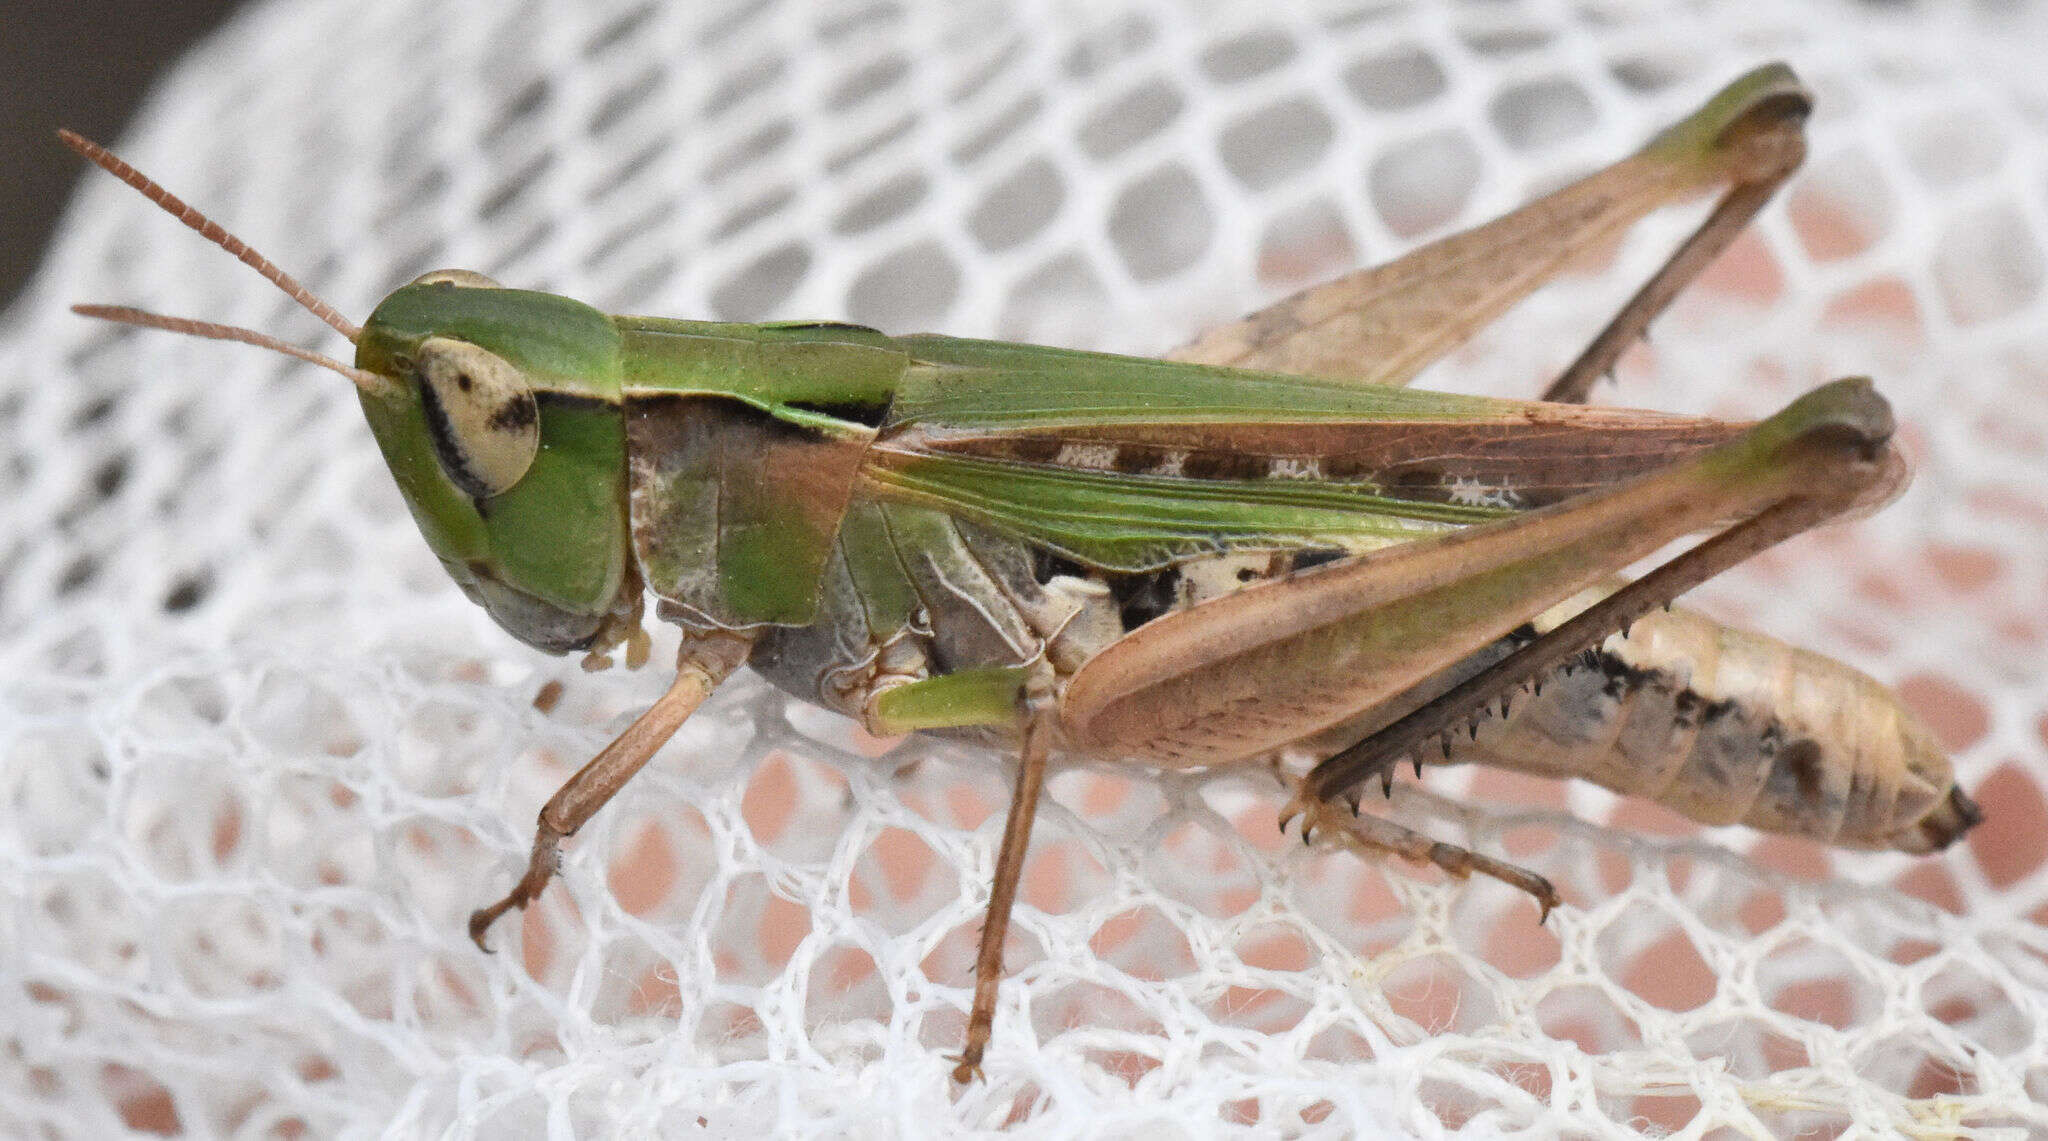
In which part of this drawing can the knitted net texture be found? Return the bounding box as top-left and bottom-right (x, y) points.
(4, 0), (2046, 1136)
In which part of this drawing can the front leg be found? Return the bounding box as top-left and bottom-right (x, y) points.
(468, 628), (755, 949)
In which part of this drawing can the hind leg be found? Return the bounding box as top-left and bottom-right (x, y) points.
(1300, 794), (1560, 921)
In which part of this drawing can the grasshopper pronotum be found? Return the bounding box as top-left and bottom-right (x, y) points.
(63, 62), (1977, 1082)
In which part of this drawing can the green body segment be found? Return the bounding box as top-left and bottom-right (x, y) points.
(833, 499), (923, 636)
(871, 667), (1033, 731)
(881, 336), (1542, 428)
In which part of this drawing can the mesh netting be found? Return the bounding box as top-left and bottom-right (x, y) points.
(5, 0), (2047, 1135)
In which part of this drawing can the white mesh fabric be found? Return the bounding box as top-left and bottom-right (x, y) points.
(5, 0), (2047, 1136)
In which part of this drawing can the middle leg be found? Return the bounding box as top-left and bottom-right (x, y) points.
(950, 697), (1055, 1084)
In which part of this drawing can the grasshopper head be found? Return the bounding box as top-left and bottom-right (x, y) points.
(63, 132), (646, 665)
(350, 273), (643, 659)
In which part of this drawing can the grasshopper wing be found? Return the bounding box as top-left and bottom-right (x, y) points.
(860, 345), (1745, 573)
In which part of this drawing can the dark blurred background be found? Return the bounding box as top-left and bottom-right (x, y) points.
(2, 0), (240, 310)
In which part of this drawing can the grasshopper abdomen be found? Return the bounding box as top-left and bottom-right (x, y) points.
(1440, 589), (1978, 854)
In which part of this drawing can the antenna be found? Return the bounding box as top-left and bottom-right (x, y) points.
(72, 305), (388, 394)
(58, 129), (363, 344)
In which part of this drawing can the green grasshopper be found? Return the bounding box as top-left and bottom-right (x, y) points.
(64, 62), (1978, 1082)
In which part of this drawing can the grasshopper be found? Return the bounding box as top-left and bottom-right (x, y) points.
(63, 62), (1978, 1082)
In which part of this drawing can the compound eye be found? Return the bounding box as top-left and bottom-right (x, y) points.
(408, 269), (502, 289)
(413, 336), (539, 500)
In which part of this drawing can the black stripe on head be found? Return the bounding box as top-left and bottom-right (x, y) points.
(417, 376), (497, 502)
